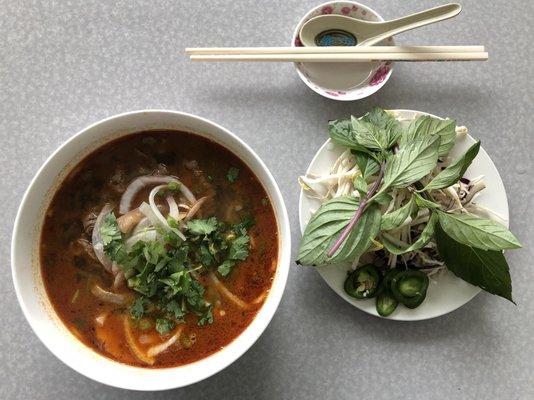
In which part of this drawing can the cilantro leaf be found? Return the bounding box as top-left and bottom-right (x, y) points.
(155, 318), (175, 335)
(229, 235), (250, 261)
(197, 307), (213, 326)
(227, 167), (240, 182)
(165, 300), (185, 321)
(186, 217), (219, 235)
(217, 260), (235, 276)
(130, 296), (150, 319)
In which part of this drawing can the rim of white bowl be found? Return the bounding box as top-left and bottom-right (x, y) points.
(298, 109), (510, 321)
(11, 110), (291, 390)
(291, 0), (395, 101)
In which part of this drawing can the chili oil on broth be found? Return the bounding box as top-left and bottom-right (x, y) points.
(40, 130), (278, 368)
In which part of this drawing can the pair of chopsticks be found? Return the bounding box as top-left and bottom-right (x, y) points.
(186, 46), (487, 62)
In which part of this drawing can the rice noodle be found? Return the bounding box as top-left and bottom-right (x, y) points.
(91, 284), (126, 305)
(146, 325), (185, 357)
(123, 316), (155, 365)
(119, 175), (196, 214)
(91, 203), (113, 272)
(208, 272), (249, 309)
(185, 196), (208, 221)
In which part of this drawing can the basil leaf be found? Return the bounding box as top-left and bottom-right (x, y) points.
(401, 115), (456, 157)
(437, 211), (521, 250)
(413, 192), (441, 210)
(353, 151), (380, 181)
(423, 141), (481, 191)
(381, 134), (440, 191)
(381, 212), (438, 255)
(353, 176), (368, 196)
(361, 107), (402, 148)
(350, 115), (392, 153)
(329, 119), (376, 157)
(297, 196), (359, 266)
(373, 192), (392, 206)
(435, 224), (514, 302)
(297, 197), (381, 266)
(380, 195), (416, 231)
(329, 202), (382, 264)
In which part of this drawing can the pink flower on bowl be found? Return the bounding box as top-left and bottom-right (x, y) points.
(321, 6), (334, 14)
(370, 65), (390, 86)
(292, 1), (395, 101)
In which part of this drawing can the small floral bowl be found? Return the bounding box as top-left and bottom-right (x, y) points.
(291, 1), (394, 101)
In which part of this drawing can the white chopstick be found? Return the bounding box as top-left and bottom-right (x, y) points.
(189, 52), (488, 63)
(186, 45), (485, 55)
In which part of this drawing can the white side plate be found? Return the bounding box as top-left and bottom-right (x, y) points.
(298, 109), (509, 321)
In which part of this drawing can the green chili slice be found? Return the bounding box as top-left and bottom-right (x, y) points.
(376, 289), (398, 317)
(344, 264), (380, 299)
(391, 270), (429, 309)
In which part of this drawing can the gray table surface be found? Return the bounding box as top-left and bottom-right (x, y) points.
(2, 0), (533, 399)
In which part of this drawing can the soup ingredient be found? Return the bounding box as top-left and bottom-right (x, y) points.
(100, 195), (253, 327)
(119, 175), (195, 214)
(41, 130), (278, 367)
(344, 264), (380, 299)
(227, 167), (240, 183)
(298, 107), (521, 315)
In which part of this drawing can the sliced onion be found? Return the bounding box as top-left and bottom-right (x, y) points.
(166, 195), (179, 219)
(91, 284), (126, 305)
(208, 272), (249, 309)
(139, 202), (163, 230)
(119, 175), (196, 214)
(123, 316), (155, 365)
(149, 185), (174, 226)
(148, 187), (186, 241)
(125, 229), (158, 250)
(185, 196), (208, 221)
(146, 325), (184, 358)
(131, 217), (152, 236)
(91, 203), (113, 272)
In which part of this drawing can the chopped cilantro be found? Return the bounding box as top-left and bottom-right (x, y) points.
(130, 297), (149, 319)
(167, 181), (182, 192)
(186, 217), (218, 235)
(261, 197), (269, 206)
(227, 167), (240, 182)
(217, 260), (235, 276)
(100, 211), (252, 328)
(155, 318), (175, 335)
(229, 235), (250, 261)
(198, 308), (213, 326)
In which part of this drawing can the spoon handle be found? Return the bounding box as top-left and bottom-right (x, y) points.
(359, 3), (462, 46)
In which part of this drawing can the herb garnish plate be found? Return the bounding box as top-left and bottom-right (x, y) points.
(298, 109), (509, 321)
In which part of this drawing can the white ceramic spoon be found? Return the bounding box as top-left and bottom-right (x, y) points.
(299, 3), (462, 47)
